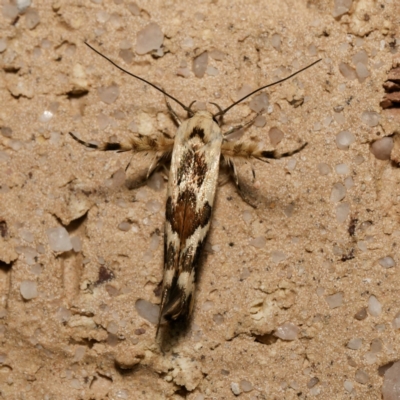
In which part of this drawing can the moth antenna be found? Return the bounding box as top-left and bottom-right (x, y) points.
(213, 58), (322, 119)
(84, 41), (191, 114)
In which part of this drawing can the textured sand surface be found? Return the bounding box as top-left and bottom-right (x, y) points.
(1, 0), (400, 399)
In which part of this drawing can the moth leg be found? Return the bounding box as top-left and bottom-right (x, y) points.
(222, 112), (262, 137)
(69, 132), (133, 152)
(164, 95), (181, 126)
(222, 140), (307, 162)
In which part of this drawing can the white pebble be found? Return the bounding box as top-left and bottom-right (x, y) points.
(149, 232), (160, 251)
(347, 338), (363, 350)
(330, 182), (346, 202)
(271, 33), (281, 51)
(46, 227), (72, 252)
(242, 210), (252, 223)
(135, 299), (159, 324)
(335, 163), (349, 175)
(181, 37), (194, 49)
(370, 137), (393, 160)
(249, 236), (266, 248)
(231, 382), (241, 396)
(146, 199), (161, 213)
(119, 39), (132, 50)
(392, 312), (400, 329)
(98, 83), (119, 104)
(286, 159), (297, 171)
(25, 8), (40, 29)
(382, 361), (400, 399)
(127, 2), (140, 16)
(344, 380), (354, 393)
(336, 202), (350, 223)
(20, 229), (34, 243)
(352, 50), (368, 65)
(269, 127), (284, 146)
(325, 292), (343, 308)
(70, 236), (82, 252)
(332, 0), (352, 17)
(15, 246), (38, 265)
(274, 322), (299, 341)
(135, 22), (164, 55)
(356, 63), (370, 81)
(192, 52), (208, 78)
(97, 113), (111, 130)
(206, 66), (219, 76)
(344, 176), (354, 189)
(336, 131), (355, 150)
(254, 115), (266, 127)
(368, 295), (382, 317)
(379, 256), (395, 268)
(249, 93), (269, 113)
(209, 49), (225, 60)
(361, 111), (380, 127)
(20, 280), (38, 300)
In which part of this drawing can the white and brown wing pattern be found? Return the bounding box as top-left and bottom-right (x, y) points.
(158, 111), (223, 333)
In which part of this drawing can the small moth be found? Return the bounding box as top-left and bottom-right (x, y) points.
(70, 42), (320, 336)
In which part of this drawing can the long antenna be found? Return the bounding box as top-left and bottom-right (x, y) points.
(214, 58), (322, 118)
(84, 42), (191, 114)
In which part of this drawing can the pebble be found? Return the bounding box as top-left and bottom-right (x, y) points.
(325, 292), (343, 308)
(231, 382), (241, 396)
(307, 377), (319, 389)
(46, 227), (73, 252)
(344, 380), (354, 393)
(240, 380), (253, 392)
(336, 131), (355, 150)
(356, 63), (370, 82)
(318, 163), (331, 175)
(25, 8), (40, 29)
(136, 22), (164, 55)
(368, 295), (382, 317)
(271, 250), (286, 263)
(71, 236), (82, 252)
(379, 256), (395, 268)
(193, 52), (208, 78)
(355, 369), (369, 384)
(249, 236), (266, 248)
(347, 338), (362, 350)
(127, 2), (140, 16)
(339, 62), (357, 80)
(392, 312), (400, 329)
(249, 93), (269, 113)
(274, 322), (299, 340)
(118, 221), (131, 232)
(382, 361), (400, 399)
(370, 137), (393, 160)
(361, 111), (380, 127)
(332, 0), (352, 17)
(330, 182), (346, 202)
(269, 127), (284, 146)
(135, 299), (159, 324)
(271, 33), (281, 51)
(0, 38), (7, 53)
(336, 202), (350, 223)
(335, 163), (349, 175)
(20, 280), (38, 300)
(98, 83), (119, 104)
(2, 3), (18, 20)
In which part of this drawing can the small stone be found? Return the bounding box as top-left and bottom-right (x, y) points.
(339, 62), (357, 80)
(382, 361), (400, 399)
(355, 369), (369, 384)
(370, 137), (393, 160)
(361, 111), (380, 127)
(249, 236), (266, 248)
(392, 312), (400, 329)
(20, 280), (38, 300)
(193, 52), (208, 78)
(269, 127), (284, 146)
(0, 38), (8, 53)
(118, 221), (131, 232)
(231, 382), (241, 396)
(271, 250), (286, 264)
(336, 131), (355, 150)
(274, 322), (299, 341)
(347, 338), (363, 350)
(354, 307), (367, 320)
(330, 183), (346, 202)
(368, 295), (382, 317)
(335, 163), (349, 175)
(98, 83), (119, 104)
(46, 227), (72, 252)
(136, 22), (164, 55)
(336, 202), (350, 223)
(379, 256), (395, 268)
(127, 2), (140, 16)
(70, 236), (82, 252)
(240, 380), (253, 392)
(332, 0), (352, 17)
(318, 163), (331, 175)
(271, 33), (281, 51)
(325, 292), (343, 308)
(249, 93), (269, 113)
(25, 8), (40, 29)
(2, 4), (19, 20)
(344, 380), (354, 393)
(307, 377), (319, 389)
(356, 63), (370, 82)
(135, 299), (159, 324)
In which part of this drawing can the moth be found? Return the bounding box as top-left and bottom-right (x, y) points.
(70, 42), (320, 336)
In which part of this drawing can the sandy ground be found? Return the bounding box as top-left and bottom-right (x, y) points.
(1, 0), (400, 399)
